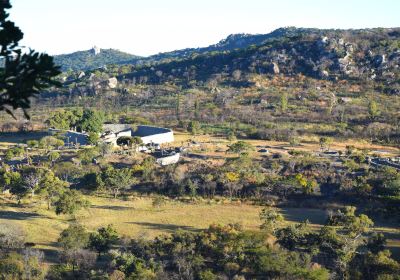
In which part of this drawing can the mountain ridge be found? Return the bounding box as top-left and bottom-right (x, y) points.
(54, 27), (311, 71)
(55, 26), (400, 92)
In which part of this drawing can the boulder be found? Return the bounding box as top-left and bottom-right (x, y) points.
(77, 71), (85, 79)
(320, 70), (329, 78)
(107, 77), (118, 88)
(271, 62), (280, 74)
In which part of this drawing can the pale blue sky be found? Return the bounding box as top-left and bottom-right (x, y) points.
(10, 0), (400, 56)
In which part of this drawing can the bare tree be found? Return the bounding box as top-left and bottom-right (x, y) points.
(23, 172), (41, 198)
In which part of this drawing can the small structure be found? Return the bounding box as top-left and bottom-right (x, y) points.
(153, 149), (180, 166)
(92, 46), (101, 55)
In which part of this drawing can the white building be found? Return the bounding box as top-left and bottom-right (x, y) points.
(132, 125), (174, 145)
(100, 124), (174, 147)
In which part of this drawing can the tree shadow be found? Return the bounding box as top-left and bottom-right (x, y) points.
(280, 207), (328, 225)
(90, 205), (135, 211)
(127, 222), (200, 233)
(0, 131), (50, 144)
(0, 210), (41, 220)
(33, 242), (60, 264)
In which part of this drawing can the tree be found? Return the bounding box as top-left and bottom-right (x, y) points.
(48, 151), (60, 165)
(103, 167), (135, 198)
(259, 206), (284, 233)
(280, 92), (288, 112)
(186, 178), (198, 200)
(368, 100), (380, 120)
(26, 140), (39, 149)
(60, 249), (97, 277)
(46, 110), (74, 130)
(38, 171), (68, 209)
(77, 147), (99, 164)
(54, 189), (90, 215)
(227, 141), (254, 155)
(226, 129), (237, 142)
(319, 136), (333, 151)
(87, 132), (99, 145)
(116, 136), (142, 150)
(77, 109), (105, 133)
(39, 136), (64, 151)
(46, 109), (83, 130)
(194, 98), (200, 120)
(98, 142), (113, 157)
(276, 221), (312, 251)
(324, 206), (374, 277)
(21, 169), (41, 198)
(89, 224), (119, 255)
(4, 170), (23, 201)
(222, 171), (241, 198)
(187, 120), (201, 135)
(0, 250), (45, 280)
(58, 224), (89, 250)
(53, 161), (83, 183)
(295, 174), (318, 195)
(0, 0), (60, 118)
(133, 156), (156, 181)
(176, 91), (182, 121)
(328, 206), (373, 237)
(116, 136), (133, 147)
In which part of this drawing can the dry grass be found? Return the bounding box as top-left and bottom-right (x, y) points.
(173, 132), (400, 158)
(1, 195), (399, 261)
(0, 196), (262, 252)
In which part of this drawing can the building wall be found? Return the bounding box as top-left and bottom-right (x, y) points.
(140, 132), (174, 144)
(132, 125), (174, 144)
(61, 125), (174, 147)
(103, 124), (132, 133)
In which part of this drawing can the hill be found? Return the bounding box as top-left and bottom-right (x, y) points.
(141, 27), (310, 63)
(119, 27), (400, 93)
(54, 47), (142, 71)
(53, 27), (315, 71)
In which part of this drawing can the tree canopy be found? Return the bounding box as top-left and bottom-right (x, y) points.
(0, 0), (60, 118)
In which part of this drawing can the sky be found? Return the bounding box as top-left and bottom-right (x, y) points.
(9, 0), (400, 56)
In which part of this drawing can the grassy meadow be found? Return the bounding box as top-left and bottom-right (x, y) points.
(1, 194), (399, 263)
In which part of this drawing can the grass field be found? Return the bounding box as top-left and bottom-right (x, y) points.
(1, 195), (399, 263)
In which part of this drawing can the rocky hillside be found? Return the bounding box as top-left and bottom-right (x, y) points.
(54, 27), (317, 70)
(54, 47), (141, 71)
(119, 27), (400, 93)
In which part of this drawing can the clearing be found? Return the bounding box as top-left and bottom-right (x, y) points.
(1, 195), (399, 262)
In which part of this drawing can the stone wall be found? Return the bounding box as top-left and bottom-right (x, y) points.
(64, 131), (88, 146)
